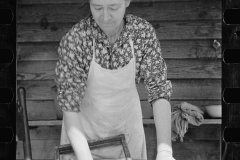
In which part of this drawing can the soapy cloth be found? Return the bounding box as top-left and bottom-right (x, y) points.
(171, 102), (204, 142)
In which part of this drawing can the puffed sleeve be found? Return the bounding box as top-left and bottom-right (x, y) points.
(55, 29), (88, 112)
(140, 23), (173, 104)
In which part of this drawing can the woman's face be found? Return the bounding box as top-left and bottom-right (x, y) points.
(90, 0), (130, 35)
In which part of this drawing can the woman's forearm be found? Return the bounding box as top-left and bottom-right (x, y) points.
(63, 112), (93, 160)
(152, 98), (173, 154)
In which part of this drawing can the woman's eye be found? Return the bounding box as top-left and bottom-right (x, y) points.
(95, 7), (102, 10)
(110, 7), (118, 10)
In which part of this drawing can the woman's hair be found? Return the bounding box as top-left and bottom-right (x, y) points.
(86, 0), (131, 4)
(78, 0), (132, 9)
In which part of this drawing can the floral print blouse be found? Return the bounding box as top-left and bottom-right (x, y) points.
(55, 14), (173, 112)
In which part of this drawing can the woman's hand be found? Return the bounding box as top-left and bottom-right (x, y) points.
(156, 151), (176, 160)
(63, 111), (93, 160)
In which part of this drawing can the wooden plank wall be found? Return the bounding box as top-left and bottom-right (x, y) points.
(16, 0), (222, 160)
(16, 123), (221, 160)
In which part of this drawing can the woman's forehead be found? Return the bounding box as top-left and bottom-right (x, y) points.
(90, 0), (125, 5)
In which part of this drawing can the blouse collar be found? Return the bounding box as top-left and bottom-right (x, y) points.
(89, 14), (135, 49)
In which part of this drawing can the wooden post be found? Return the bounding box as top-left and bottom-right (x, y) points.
(18, 87), (32, 160)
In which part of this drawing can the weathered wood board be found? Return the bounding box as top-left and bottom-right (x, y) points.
(17, 0), (219, 4)
(17, 79), (221, 101)
(17, 1), (221, 23)
(17, 59), (221, 80)
(17, 139), (221, 160)
(26, 100), (57, 120)
(17, 40), (222, 61)
(16, 123), (221, 160)
(20, 124), (220, 141)
(17, 21), (221, 42)
(25, 100), (221, 120)
(16, 140), (221, 160)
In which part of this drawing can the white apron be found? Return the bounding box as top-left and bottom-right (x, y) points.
(60, 37), (147, 160)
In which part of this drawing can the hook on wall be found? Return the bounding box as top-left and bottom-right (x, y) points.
(213, 40), (221, 50)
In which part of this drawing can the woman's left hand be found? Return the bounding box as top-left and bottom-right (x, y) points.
(156, 151), (176, 160)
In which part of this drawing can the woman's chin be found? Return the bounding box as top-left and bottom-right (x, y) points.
(101, 27), (117, 36)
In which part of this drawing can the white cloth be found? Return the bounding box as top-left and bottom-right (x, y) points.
(60, 37), (147, 160)
(171, 102), (204, 142)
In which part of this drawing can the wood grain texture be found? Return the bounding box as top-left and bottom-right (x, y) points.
(144, 124), (220, 160)
(26, 101), (57, 120)
(17, 79), (221, 101)
(161, 40), (222, 59)
(17, 21), (221, 42)
(16, 121), (221, 160)
(17, 59), (221, 80)
(16, 138), (220, 160)
(17, 1), (221, 23)
(17, 42), (59, 61)
(156, 140), (220, 160)
(17, 40), (222, 61)
(152, 20), (221, 40)
(22, 123), (221, 141)
(17, 0), (197, 5)
(27, 119), (221, 126)
(137, 79), (221, 100)
(128, 100), (222, 119)
(16, 140), (60, 160)
(24, 100), (221, 120)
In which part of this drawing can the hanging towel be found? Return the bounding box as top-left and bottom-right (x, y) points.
(171, 102), (204, 142)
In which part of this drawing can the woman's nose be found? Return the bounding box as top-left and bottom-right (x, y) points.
(102, 9), (111, 22)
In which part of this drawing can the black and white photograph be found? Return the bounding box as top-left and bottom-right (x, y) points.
(16, 0), (222, 160)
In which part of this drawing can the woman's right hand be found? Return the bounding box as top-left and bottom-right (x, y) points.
(156, 151), (176, 160)
(63, 111), (93, 160)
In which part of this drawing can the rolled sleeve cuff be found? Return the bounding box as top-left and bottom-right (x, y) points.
(57, 90), (82, 112)
(148, 80), (173, 105)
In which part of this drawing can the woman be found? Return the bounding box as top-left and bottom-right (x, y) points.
(55, 0), (175, 160)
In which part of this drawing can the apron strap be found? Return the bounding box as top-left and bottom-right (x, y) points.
(129, 37), (136, 81)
